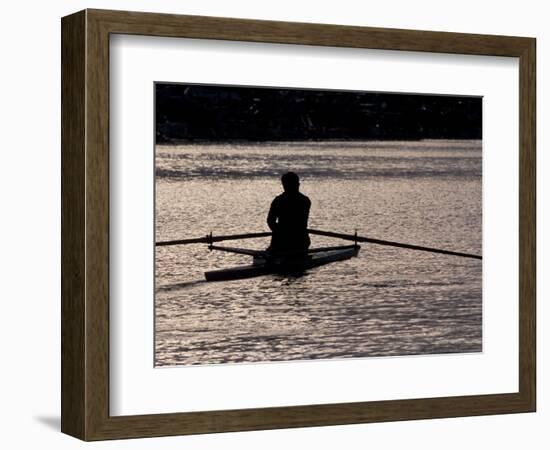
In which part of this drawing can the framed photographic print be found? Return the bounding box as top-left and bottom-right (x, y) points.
(61, 9), (536, 440)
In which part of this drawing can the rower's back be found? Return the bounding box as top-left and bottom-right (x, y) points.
(267, 172), (311, 253)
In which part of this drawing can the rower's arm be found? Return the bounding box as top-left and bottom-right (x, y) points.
(267, 199), (278, 231)
(303, 197), (311, 228)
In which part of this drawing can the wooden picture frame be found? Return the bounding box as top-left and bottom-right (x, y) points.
(61, 9), (536, 441)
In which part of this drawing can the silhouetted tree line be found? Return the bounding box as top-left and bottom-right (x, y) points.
(155, 83), (482, 143)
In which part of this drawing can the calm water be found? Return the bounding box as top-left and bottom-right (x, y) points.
(155, 140), (482, 366)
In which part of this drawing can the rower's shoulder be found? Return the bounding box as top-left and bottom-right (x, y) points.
(270, 193), (285, 207)
(299, 192), (311, 204)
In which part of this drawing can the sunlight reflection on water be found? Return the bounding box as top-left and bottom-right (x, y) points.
(155, 140), (482, 366)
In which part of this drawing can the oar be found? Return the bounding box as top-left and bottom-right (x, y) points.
(156, 231), (271, 246)
(307, 228), (482, 260)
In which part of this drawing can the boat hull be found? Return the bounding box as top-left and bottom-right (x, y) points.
(204, 246), (360, 282)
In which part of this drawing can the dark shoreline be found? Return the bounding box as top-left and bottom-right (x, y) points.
(156, 138), (482, 146)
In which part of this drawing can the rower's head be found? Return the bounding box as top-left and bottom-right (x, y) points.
(281, 172), (300, 193)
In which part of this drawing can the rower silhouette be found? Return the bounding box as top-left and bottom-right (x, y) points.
(267, 172), (311, 255)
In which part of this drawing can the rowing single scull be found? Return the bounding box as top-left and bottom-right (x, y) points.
(155, 228), (481, 282)
(204, 243), (360, 282)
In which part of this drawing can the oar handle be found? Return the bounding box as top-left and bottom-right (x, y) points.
(307, 229), (482, 260)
